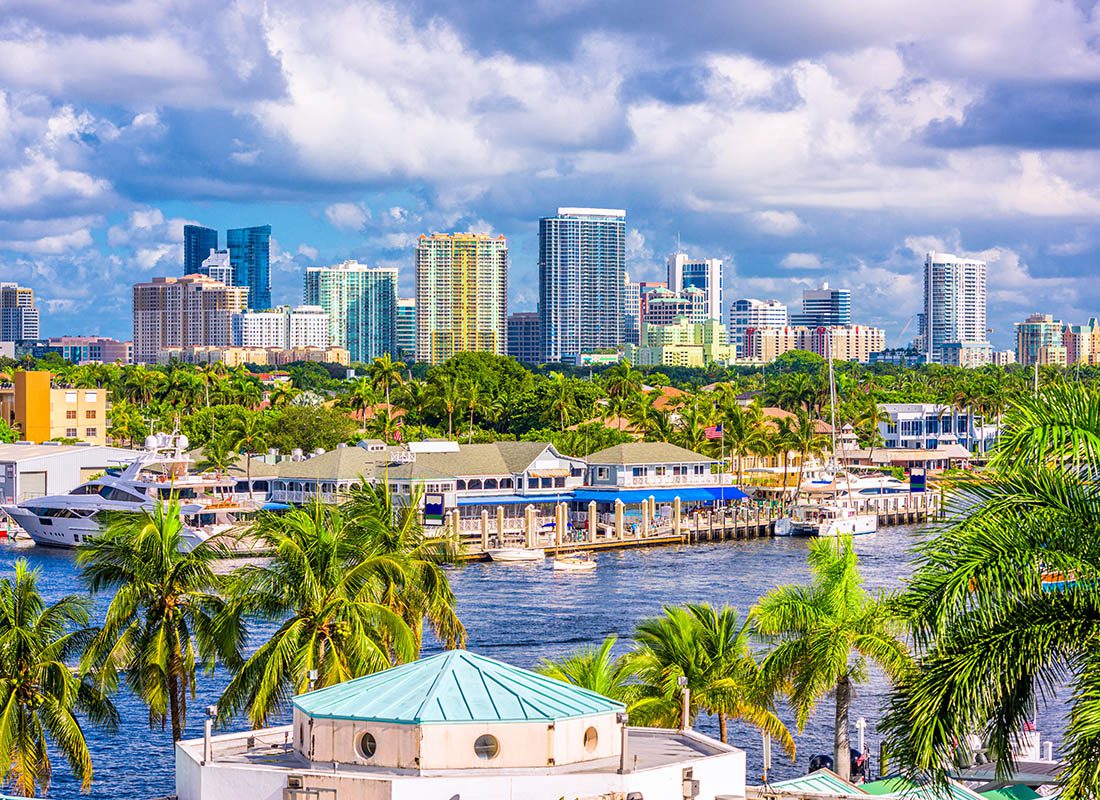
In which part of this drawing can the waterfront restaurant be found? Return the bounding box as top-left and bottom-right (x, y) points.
(176, 650), (747, 800)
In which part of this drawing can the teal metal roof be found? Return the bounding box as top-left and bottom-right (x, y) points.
(292, 650), (625, 724)
(863, 777), (985, 800)
(769, 768), (867, 795)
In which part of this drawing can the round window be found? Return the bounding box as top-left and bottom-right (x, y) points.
(474, 734), (499, 760)
(358, 731), (377, 760)
(584, 726), (598, 752)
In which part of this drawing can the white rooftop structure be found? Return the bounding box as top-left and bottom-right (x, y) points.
(0, 443), (141, 505)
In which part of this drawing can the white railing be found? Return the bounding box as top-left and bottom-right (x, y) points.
(621, 475), (713, 487)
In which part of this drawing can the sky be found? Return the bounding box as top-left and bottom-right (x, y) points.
(2, 0), (1100, 350)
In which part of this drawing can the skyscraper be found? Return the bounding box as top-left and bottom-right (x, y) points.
(304, 262), (398, 364)
(667, 253), (723, 323)
(396, 298), (416, 362)
(791, 283), (851, 327)
(227, 225), (272, 310)
(1015, 313), (1067, 366)
(131, 275), (248, 365)
(539, 208), (626, 363)
(921, 252), (989, 364)
(198, 250), (234, 285)
(728, 298), (788, 358)
(0, 282), (40, 342)
(507, 312), (542, 365)
(183, 225), (218, 276)
(415, 233), (508, 365)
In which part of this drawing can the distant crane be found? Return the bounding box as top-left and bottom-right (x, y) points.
(895, 314), (919, 348)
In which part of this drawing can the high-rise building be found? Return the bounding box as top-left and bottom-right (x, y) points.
(1015, 313), (1068, 366)
(922, 252), (989, 364)
(183, 225), (218, 276)
(131, 275), (248, 365)
(625, 318), (734, 368)
(198, 249), (234, 285)
(395, 298), (416, 362)
(227, 225), (272, 310)
(744, 325), (885, 364)
(667, 253), (723, 323)
(305, 262), (398, 365)
(507, 312), (542, 365)
(539, 208), (626, 363)
(1064, 318), (1100, 365)
(416, 233), (508, 365)
(728, 298), (788, 358)
(791, 283), (851, 327)
(0, 282), (40, 342)
(231, 305), (330, 350)
(641, 287), (709, 327)
(622, 273), (641, 346)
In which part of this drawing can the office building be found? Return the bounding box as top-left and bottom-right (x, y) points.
(226, 225), (272, 310)
(728, 298), (788, 358)
(0, 371), (109, 445)
(198, 249), (234, 285)
(1015, 313), (1068, 366)
(183, 225), (218, 276)
(791, 283), (851, 327)
(667, 253), (723, 322)
(45, 337), (132, 365)
(231, 306), (329, 350)
(1064, 318), (1100, 365)
(625, 318), (735, 368)
(622, 273), (641, 345)
(396, 298), (416, 361)
(0, 283), (40, 342)
(539, 208), (626, 362)
(922, 252), (990, 364)
(641, 287), (708, 327)
(416, 233), (508, 364)
(131, 275), (248, 365)
(507, 312), (542, 365)
(305, 262), (398, 365)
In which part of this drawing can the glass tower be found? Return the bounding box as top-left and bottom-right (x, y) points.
(227, 225), (272, 310)
(304, 262), (397, 364)
(183, 225), (218, 276)
(791, 283), (852, 327)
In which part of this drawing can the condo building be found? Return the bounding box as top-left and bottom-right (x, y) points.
(1015, 313), (1068, 366)
(667, 253), (723, 323)
(625, 318), (735, 368)
(197, 249), (234, 285)
(791, 282), (851, 327)
(0, 282), (40, 342)
(1064, 318), (1100, 365)
(45, 337), (132, 365)
(641, 286), (709, 326)
(132, 275), (248, 365)
(507, 311), (542, 365)
(415, 233), (508, 365)
(183, 225), (218, 276)
(922, 252), (990, 364)
(539, 208), (626, 362)
(728, 298), (788, 358)
(305, 262), (398, 364)
(227, 225), (272, 310)
(231, 306), (329, 350)
(744, 325), (885, 364)
(396, 298), (416, 361)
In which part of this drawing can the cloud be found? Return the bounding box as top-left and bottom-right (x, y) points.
(779, 252), (823, 269)
(324, 202), (370, 232)
(0, 227), (92, 254)
(750, 210), (808, 236)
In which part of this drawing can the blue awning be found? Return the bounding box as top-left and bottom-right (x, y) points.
(572, 486), (748, 504)
(261, 502), (292, 511)
(456, 493), (573, 507)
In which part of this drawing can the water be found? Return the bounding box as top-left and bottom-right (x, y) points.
(0, 527), (1061, 797)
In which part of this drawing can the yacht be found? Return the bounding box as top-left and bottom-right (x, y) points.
(2, 433), (260, 550)
(774, 502), (878, 537)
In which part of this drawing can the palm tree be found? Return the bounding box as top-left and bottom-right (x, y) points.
(0, 560), (118, 796)
(545, 372), (579, 432)
(367, 354), (406, 408)
(722, 404), (766, 487)
(880, 384), (1100, 798)
(267, 381), (300, 408)
(462, 379), (481, 443)
(752, 537), (909, 781)
(789, 409), (829, 502)
(398, 379), (433, 424)
(346, 377), (377, 422)
(603, 359), (643, 400)
(537, 635), (636, 702)
(219, 502), (417, 728)
(628, 604), (796, 752)
(194, 436), (234, 473)
(432, 371), (463, 438)
(852, 400), (889, 462)
(78, 500), (239, 742)
(225, 413), (267, 495)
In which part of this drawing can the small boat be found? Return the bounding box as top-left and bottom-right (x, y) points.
(486, 547), (545, 562)
(775, 503), (878, 537)
(553, 554), (597, 571)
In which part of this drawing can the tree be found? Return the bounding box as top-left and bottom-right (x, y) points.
(78, 501), (238, 742)
(0, 560), (118, 796)
(789, 409), (830, 501)
(226, 412), (268, 493)
(752, 537), (909, 781)
(0, 417), (17, 444)
(219, 502), (417, 728)
(628, 604), (796, 753)
(346, 377), (377, 422)
(880, 384), (1100, 798)
(722, 404), (766, 487)
(432, 371), (463, 438)
(267, 381), (300, 408)
(537, 635), (636, 703)
(545, 372), (579, 432)
(366, 354), (406, 408)
(603, 359), (643, 400)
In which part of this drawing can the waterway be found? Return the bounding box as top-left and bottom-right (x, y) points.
(0, 525), (1066, 798)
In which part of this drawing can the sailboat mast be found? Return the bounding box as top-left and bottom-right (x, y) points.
(827, 335), (839, 502)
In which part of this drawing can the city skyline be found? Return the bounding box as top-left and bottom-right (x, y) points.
(1, 2), (1099, 349)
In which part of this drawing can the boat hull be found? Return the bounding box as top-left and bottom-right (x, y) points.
(487, 548), (545, 562)
(2, 508), (100, 548)
(774, 513), (878, 538)
(553, 558), (596, 571)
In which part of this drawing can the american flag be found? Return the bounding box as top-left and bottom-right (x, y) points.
(705, 424), (723, 440)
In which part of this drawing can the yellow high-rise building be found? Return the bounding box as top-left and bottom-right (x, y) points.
(0, 371), (110, 445)
(415, 233), (508, 365)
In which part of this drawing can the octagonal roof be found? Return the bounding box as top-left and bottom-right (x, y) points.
(293, 650), (624, 724)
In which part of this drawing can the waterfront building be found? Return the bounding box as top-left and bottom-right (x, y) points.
(231, 305), (329, 350)
(993, 349), (1018, 366)
(131, 275), (248, 365)
(940, 341), (993, 368)
(869, 347), (925, 367)
(0, 282), (40, 342)
(305, 261), (398, 365)
(728, 298), (788, 358)
(396, 298), (416, 361)
(226, 225), (272, 310)
(0, 442), (140, 504)
(922, 251), (990, 364)
(507, 311), (542, 365)
(791, 282), (851, 327)
(182, 225), (218, 276)
(1015, 313), (1068, 366)
(0, 371), (109, 445)
(197, 249), (234, 285)
(625, 318), (735, 368)
(1064, 318), (1100, 365)
(415, 233), (508, 364)
(175, 649), (745, 800)
(539, 208), (626, 362)
(45, 336), (132, 365)
(641, 286), (708, 327)
(878, 402), (985, 452)
(667, 253), (723, 323)
(585, 441), (721, 489)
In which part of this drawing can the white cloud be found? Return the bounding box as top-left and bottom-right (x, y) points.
(324, 202), (370, 232)
(0, 227), (92, 254)
(779, 252), (823, 269)
(751, 210), (808, 236)
(297, 244), (319, 260)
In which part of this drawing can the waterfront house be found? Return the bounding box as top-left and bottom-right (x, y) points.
(585, 441), (718, 488)
(877, 403), (985, 452)
(176, 650), (746, 800)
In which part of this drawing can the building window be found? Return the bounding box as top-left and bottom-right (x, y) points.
(85, 410), (96, 419)
(65, 392), (77, 403)
(85, 428), (96, 438)
(357, 732), (377, 760)
(595, 467), (609, 480)
(65, 428), (77, 438)
(66, 410), (77, 420)
(632, 467), (645, 477)
(654, 466), (666, 476)
(473, 734), (499, 760)
(84, 392), (97, 402)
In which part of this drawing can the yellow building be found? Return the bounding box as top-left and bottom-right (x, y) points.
(156, 346), (351, 367)
(0, 372), (109, 445)
(415, 233), (508, 364)
(625, 319), (735, 367)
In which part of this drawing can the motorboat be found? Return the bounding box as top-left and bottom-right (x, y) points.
(553, 553), (597, 571)
(1, 433), (260, 550)
(774, 503), (878, 537)
(486, 547), (545, 562)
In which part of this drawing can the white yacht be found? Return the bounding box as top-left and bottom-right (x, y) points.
(774, 502), (878, 537)
(2, 433), (260, 550)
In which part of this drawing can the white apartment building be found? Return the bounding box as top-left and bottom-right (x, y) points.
(728, 298), (788, 357)
(667, 252), (723, 323)
(231, 305), (335, 350)
(197, 249), (234, 285)
(922, 252), (990, 364)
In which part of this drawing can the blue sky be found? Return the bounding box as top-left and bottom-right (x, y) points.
(3, 0), (1100, 349)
